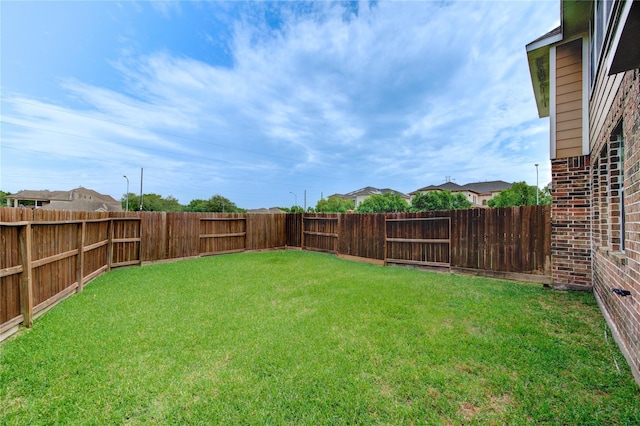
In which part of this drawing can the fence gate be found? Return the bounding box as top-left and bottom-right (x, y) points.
(385, 217), (451, 268)
(302, 215), (339, 253)
(110, 217), (142, 268)
(199, 217), (247, 256)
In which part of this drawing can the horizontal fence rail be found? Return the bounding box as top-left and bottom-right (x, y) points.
(1, 206), (550, 342)
(385, 217), (451, 268)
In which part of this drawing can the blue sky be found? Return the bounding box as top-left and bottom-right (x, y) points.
(1, 0), (558, 209)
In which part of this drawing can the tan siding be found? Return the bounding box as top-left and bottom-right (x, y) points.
(557, 71), (583, 87)
(557, 136), (583, 149)
(557, 65), (582, 78)
(557, 128), (582, 140)
(555, 43), (577, 60)
(557, 89), (583, 105)
(557, 98), (582, 111)
(555, 39), (583, 159)
(557, 109), (582, 123)
(557, 80), (582, 95)
(556, 55), (581, 69)
(557, 119), (582, 132)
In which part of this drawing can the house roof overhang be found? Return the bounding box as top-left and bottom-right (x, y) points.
(526, 28), (559, 118)
(525, 0), (592, 118)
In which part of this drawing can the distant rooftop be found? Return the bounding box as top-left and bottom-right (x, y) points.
(334, 186), (408, 198)
(411, 180), (512, 195)
(6, 187), (122, 212)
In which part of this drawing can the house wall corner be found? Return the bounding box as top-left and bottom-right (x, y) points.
(550, 155), (592, 290)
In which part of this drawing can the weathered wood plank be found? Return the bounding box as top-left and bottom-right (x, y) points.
(303, 231), (339, 237)
(0, 265), (23, 279)
(200, 249), (246, 257)
(111, 237), (142, 243)
(386, 258), (450, 268)
(200, 217), (247, 221)
(30, 248), (79, 269)
(18, 224), (34, 328)
(200, 232), (247, 239)
(110, 259), (142, 268)
(83, 239), (109, 253)
(386, 238), (450, 244)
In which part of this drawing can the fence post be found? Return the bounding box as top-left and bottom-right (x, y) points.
(76, 221), (86, 292)
(107, 219), (114, 271)
(383, 214), (388, 266)
(336, 214), (341, 253)
(138, 214), (143, 264)
(18, 223), (33, 328)
(301, 214), (305, 250)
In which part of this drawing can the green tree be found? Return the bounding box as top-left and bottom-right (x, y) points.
(140, 193), (170, 211)
(487, 182), (550, 207)
(539, 185), (552, 205)
(315, 196), (355, 213)
(122, 193), (142, 211)
(0, 190), (10, 207)
(355, 192), (409, 213)
(410, 190), (472, 212)
(122, 193), (184, 211)
(185, 195), (243, 212)
(185, 199), (209, 212)
(208, 195), (243, 212)
(161, 195), (183, 212)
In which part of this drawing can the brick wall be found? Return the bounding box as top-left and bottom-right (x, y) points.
(550, 155), (592, 290)
(591, 69), (640, 383)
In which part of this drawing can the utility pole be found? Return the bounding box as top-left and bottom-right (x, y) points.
(123, 175), (129, 211)
(139, 167), (144, 211)
(535, 163), (539, 205)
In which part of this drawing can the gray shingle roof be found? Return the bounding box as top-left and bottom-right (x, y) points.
(411, 180), (512, 195)
(336, 186), (408, 198)
(7, 187), (122, 212)
(461, 180), (512, 195)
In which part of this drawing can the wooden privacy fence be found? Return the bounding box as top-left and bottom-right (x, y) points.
(1, 206), (550, 342)
(0, 210), (289, 341)
(298, 206), (551, 281)
(1, 218), (109, 339)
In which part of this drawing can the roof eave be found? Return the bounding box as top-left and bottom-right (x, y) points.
(525, 1), (592, 119)
(525, 28), (560, 119)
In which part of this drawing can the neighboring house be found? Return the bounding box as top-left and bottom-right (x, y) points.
(410, 180), (512, 207)
(526, 0), (640, 383)
(6, 187), (122, 212)
(330, 186), (409, 208)
(247, 208), (287, 214)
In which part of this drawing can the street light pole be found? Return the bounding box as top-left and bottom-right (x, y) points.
(535, 163), (539, 205)
(289, 191), (297, 209)
(139, 167), (144, 211)
(123, 175), (129, 211)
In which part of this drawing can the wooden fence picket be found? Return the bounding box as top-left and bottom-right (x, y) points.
(0, 206), (551, 342)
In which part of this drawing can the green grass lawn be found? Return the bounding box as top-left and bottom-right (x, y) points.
(1, 250), (638, 424)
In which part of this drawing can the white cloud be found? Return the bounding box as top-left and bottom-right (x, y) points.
(1, 1), (557, 208)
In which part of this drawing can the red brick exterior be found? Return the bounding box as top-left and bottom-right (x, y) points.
(550, 155), (592, 290)
(590, 69), (640, 382)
